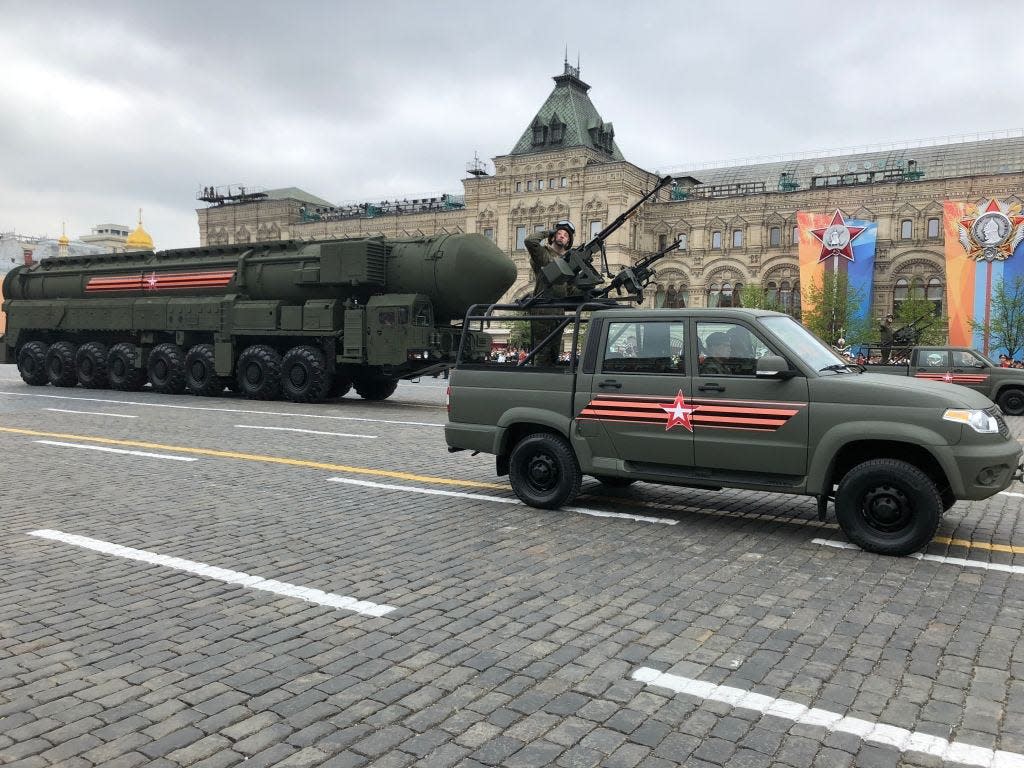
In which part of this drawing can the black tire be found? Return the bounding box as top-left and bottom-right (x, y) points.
(75, 342), (109, 388)
(593, 475), (636, 488)
(45, 341), (78, 387)
(237, 344), (282, 400)
(184, 344), (224, 397)
(354, 375), (398, 401)
(327, 375), (352, 399)
(997, 388), (1024, 417)
(107, 343), (147, 391)
(147, 343), (186, 394)
(17, 341), (49, 386)
(281, 345), (330, 403)
(509, 432), (582, 509)
(834, 459), (941, 556)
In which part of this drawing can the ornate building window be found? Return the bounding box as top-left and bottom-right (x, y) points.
(590, 220), (602, 238)
(927, 218), (940, 238)
(677, 233), (688, 250)
(769, 226), (781, 247)
(549, 178), (556, 189)
(665, 284), (687, 308)
(792, 225), (799, 245)
(515, 181), (522, 193)
(515, 225), (527, 250)
(483, 227), (494, 241)
(707, 282), (721, 307)
(733, 281), (744, 307)
(732, 229), (743, 248)
(560, 177), (568, 188)
(711, 231), (722, 249)
(766, 281), (778, 305)
(531, 121), (546, 146)
(526, 181), (533, 191)
(927, 277), (943, 315)
(537, 179), (545, 190)
(779, 281), (792, 311)
(721, 282), (733, 306)
(893, 277), (909, 313)
(900, 219), (913, 239)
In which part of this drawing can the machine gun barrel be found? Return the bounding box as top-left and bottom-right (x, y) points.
(538, 175), (673, 296)
(595, 239), (681, 302)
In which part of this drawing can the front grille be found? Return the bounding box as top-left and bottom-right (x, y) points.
(988, 406), (1010, 438)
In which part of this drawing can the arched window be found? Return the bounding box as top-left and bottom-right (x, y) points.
(910, 276), (925, 300)
(769, 226), (781, 247)
(792, 279), (801, 317)
(707, 282), (721, 307)
(901, 219), (913, 239)
(677, 233), (688, 250)
(721, 282), (733, 307)
(927, 277), (943, 315)
(893, 277), (909, 314)
(779, 281), (792, 311)
(711, 231), (722, 249)
(733, 281), (744, 307)
(766, 281), (779, 306)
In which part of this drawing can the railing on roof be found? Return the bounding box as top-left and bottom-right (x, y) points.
(298, 193), (466, 223)
(658, 127), (1024, 175)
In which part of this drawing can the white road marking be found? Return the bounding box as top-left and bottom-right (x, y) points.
(34, 440), (198, 462)
(45, 408), (138, 419)
(327, 477), (678, 525)
(812, 538), (1024, 574)
(235, 424), (377, 439)
(0, 391), (444, 427)
(999, 491), (1024, 498)
(631, 667), (1024, 768)
(28, 529), (395, 617)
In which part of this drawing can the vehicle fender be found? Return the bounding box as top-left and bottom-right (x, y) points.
(806, 421), (956, 495)
(494, 408), (573, 454)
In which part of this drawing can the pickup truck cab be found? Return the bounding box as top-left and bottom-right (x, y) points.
(863, 347), (1024, 415)
(446, 306), (1022, 556)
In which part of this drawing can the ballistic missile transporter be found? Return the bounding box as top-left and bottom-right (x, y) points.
(0, 233), (516, 402)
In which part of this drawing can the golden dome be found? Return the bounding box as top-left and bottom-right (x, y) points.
(58, 221), (69, 246)
(126, 208), (154, 250)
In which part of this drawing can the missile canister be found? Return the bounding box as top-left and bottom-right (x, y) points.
(1, 233), (517, 402)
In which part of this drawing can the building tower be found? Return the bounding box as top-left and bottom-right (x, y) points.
(125, 208), (154, 251)
(57, 222), (69, 259)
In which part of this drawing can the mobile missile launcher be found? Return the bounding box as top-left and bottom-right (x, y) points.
(0, 233), (516, 402)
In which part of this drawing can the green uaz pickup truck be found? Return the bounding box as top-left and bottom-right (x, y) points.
(861, 347), (1024, 416)
(446, 306), (1022, 556)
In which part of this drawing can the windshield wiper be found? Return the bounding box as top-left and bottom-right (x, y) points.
(818, 363), (855, 373)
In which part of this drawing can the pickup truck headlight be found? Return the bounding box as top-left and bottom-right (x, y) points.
(943, 408), (1000, 434)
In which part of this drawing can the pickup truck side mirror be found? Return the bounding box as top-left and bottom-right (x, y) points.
(756, 355), (797, 380)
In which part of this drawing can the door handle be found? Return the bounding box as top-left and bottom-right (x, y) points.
(598, 380), (622, 389)
(698, 383), (724, 392)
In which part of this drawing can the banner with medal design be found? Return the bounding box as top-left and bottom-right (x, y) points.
(943, 199), (1024, 352)
(797, 210), (877, 325)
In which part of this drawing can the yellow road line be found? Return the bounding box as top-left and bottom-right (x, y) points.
(0, 426), (504, 490)
(6, 424), (1024, 556)
(932, 536), (1024, 555)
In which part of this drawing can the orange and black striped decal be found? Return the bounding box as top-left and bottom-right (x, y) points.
(579, 390), (805, 433)
(914, 372), (989, 385)
(85, 270), (236, 293)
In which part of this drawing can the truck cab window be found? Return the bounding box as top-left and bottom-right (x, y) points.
(603, 321), (685, 374)
(697, 322), (767, 376)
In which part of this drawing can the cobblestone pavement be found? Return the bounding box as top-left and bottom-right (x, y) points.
(1, 364), (1023, 768)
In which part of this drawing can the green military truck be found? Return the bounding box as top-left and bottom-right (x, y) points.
(861, 347), (1024, 416)
(1, 234), (515, 402)
(446, 305), (1023, 556)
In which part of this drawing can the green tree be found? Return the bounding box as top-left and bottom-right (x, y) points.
(801, 272), (871, 346)
(970, 275), (1024, 357)
(739, 283), (780, 311)
(508, 320), (531, 350)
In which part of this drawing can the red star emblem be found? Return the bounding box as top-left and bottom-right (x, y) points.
(809, 210), (867, 263)
(661, 390), (699, 432)
(942, 372), (954, 383)
(144, 272), (159, 290)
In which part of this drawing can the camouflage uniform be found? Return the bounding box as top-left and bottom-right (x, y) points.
(525, 229), (569, 366)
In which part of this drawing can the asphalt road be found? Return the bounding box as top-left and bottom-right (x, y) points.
(1, 363), (1023, 768)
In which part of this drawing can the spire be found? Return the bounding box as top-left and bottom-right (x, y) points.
(58, 221), (69, 258)
(508, 59), (624, 160)
(125, 207), (155, 251)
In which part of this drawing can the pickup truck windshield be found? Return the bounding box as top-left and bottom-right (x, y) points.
(759, 316), (847, 373)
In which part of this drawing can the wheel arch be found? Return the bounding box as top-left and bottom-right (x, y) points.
(817, 439), (951, 498)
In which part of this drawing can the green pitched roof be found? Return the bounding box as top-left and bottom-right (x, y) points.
(510, 63), (625, 160)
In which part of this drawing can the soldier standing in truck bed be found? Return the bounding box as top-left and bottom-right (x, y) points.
(525, 220), (575, 366)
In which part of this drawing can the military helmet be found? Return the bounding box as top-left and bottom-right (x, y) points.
(552, 219), (576, 248)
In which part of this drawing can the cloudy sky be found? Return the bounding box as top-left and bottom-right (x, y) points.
(2, 1), (1022, 248)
